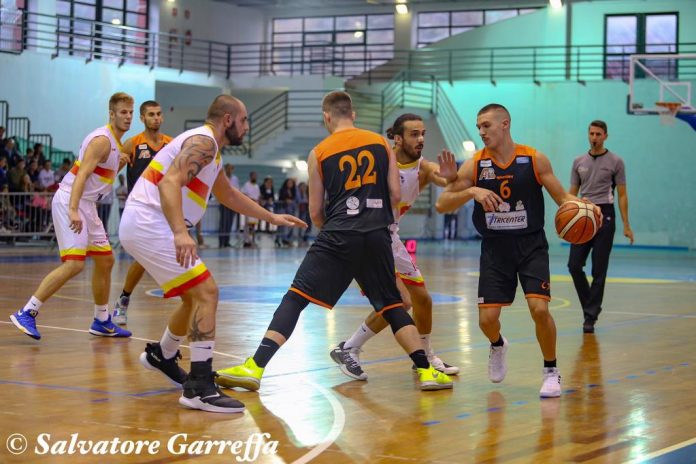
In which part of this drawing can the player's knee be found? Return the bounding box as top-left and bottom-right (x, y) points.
(412, 290), (431, 310)
(478, 312), (498, 330)
(267, 291), (309, 339)
(197, 278), (219, 303)
(382, 306), (414, 334)
(567, 260), (582, 274)
(63, 259), (86, 276)
(93, 253), (114, 270)
(529, 304), (550, 322)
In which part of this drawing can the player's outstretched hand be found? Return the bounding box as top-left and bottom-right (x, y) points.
(437, 150), (458, 184)
(271, 214), (308, 229)
(174, 231), (198, 268)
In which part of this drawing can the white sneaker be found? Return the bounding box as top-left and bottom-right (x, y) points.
(112, 295), (129, 325)
(428, 354), (460, 375)
(540, 367), (561, 398)
(488, 337), (508, 383)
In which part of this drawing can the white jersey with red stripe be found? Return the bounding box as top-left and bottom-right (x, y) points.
(59, 125), (121, 202)
(391, 157), (422, 234)
(127, 125), (221, 226)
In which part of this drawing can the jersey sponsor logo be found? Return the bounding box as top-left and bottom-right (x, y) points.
(138, 143), (148, 149)
(479, 167), (496, 180)
(138, 149), (152, 159)
(516, 156), (530, 164)
(480, 159), (492, 167)
(485, 210), (528, 230)
(478, 297), (485, 304)
(346, 196), (359, 215)
(366, 198), (383, 208)
(515, 200), (525, 211)
(497, 202), (510, 212)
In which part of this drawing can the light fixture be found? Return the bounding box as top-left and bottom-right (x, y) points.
(166, 0), (175, 3)
(396, 3), (408, 15)
(549, 0), (563, 9)
(295, 160), (308, 171)
(111, 18), (122, 25)
(354, 30), (364, 38)
(463, 140), (476, 152)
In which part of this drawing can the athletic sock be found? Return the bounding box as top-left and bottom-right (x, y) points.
(544, 359), (557, 369)
(491, 335), (505, 347)
(94, 304), (109, 322)
(253, 337), (280, 368)
(344, 322), (376, 349)
(409, 349), (429, 369)
(160, 327), (184, 360)
(21, 296), (43, 314)
(120, 290), (132, 298)
(190, 341), (214, 363)
(420, 333), (433, 355)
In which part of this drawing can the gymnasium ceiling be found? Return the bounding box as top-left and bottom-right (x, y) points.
(213, 0), (549, 11)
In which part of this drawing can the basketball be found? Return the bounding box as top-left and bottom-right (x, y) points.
(555, 200), (598, 244)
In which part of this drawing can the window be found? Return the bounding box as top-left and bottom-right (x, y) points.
(417, 8), (536, 48)
(272, 14), (394, 76)
(604, 12), (678, 80)
(0, 0), (26, 53)
(55, 0), (149, 63)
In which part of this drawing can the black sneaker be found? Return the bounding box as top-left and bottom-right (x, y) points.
(583, 322), (595, 334)
(179, 371), (245, 414)
(139, 342), (188, 387)
(329, 341), (367, 381)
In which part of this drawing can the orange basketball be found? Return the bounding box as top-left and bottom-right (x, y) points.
(555, 201), (598, 244)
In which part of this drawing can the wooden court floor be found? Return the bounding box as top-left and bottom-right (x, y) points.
(1, 240), (695, 463)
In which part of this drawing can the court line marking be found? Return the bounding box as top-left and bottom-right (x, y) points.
(465, 272), (681, 284)
(0, 321), (344, 463)
(631, 436), (696, 463)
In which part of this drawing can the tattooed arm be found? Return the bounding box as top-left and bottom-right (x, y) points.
(159, 135), (216, 268)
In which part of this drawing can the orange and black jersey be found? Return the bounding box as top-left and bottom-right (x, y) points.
(315, 128), (394, 233)
(127, 132), (173, 193)
(472, 144), (545, 237)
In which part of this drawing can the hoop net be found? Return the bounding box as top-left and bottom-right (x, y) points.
(656, 101), (683, 125)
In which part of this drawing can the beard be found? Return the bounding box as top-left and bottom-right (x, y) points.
(225, 124), (245, 146)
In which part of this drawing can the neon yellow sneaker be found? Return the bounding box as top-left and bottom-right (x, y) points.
(417, 365), (453, 391)
(216, 357), (264, 391)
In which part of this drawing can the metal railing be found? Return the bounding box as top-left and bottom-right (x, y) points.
(4, 9), (695, 84)
(0, 192), (54, 239)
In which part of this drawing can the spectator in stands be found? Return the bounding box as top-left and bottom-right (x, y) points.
(27, 159), (40, 187)
(297, 181), (311, 245)
(25, 148), (35, 163)
(3, 138), (22, 166)
(0, 156), (8, 190)
(34, 143), (46, 165)
(260, 176), (275, 233)
(38, 159), (56, 191)
(0, 184), (19, 233)
(115, 174), (128, 218)
(218, 163), (240, 248)
(241, 171), (261, 247)
(55, 158), (72, 183)
(275, 178), (297, 247)
(8, 158), (30, 192)
(0, 126), (6, 149)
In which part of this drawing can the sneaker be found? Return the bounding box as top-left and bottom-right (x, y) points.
(89, 316), (132, 337)
(540, 367), (562, 398)
(329, 341), (367, 381)
(418, 365), (453, 391)
(216, 357), (264, 391)
(10, 309), (41, 340)
(179, 372), (245, 414)
(410, 355), (460, 376)
(112, 295), (129, 325)
(488, 336), (509, 383)
(583, 321), (595, 334)
(139, 342), (187, 387)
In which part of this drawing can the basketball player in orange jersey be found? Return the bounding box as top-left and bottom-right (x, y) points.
(436, 103), (601, 398)
(217, 92), (453, 392)
(120, 95), (306, 413)
(330, 113), (460, 380)
(112, 100), (173, 325)
(10, 92), (134, 340)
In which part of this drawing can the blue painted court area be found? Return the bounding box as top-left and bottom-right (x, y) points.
(148, 285), (463, 305)
(643, 441), (696, 464)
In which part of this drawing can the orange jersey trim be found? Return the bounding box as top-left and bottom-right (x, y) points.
(377, 302), (404, 315)
(399, 275), (425, 287)
(525, 293), (551, 302)
(186, 176), (210, 202)
(289, 287), (333, 309)
(131, 132), (173, 154)
(478, 302), (513, 308)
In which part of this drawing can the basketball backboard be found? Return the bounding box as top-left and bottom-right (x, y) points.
(627, 53), (696, 116)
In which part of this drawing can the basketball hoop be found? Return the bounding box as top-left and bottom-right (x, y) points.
(656, 101), (683, 126)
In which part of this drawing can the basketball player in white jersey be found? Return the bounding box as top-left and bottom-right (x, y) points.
(330, 113), (460, 380)
(10, 92), (134, 340)
(120, 95), (305, 413)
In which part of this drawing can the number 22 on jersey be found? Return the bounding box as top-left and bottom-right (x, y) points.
(339, 150), (376, 190)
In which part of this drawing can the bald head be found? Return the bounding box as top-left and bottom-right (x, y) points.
(207, 95), (244, 121)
